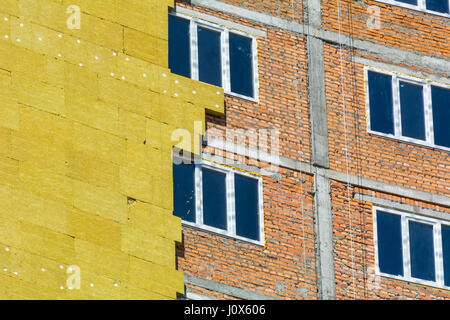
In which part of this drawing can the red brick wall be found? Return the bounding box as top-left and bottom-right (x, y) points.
(174, 0), (450, 300)
(176, 164), (318, 299)
(322, 0), (450, 60)
(174, 1), (319, 300)
(324, 43), (450, 196)
(175, 2), (312, 162)
(324, 0), (450, 298)
(182, 0), (307, 23)
(331, 181), (450, 299)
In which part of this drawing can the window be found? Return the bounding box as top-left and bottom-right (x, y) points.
(374, 0), (450, 16)
(197, 27), (222, 88)
(173, 160), (264, 245)
(168, 15), (191, 78)
(374, 207), (450, 289)
(366, 68), (450, 150)
(173, 161), (196, 223)
(168, 13), (258, 101)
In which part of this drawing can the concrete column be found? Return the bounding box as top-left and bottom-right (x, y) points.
(314, 170), (336, 299)
(306, 0), (335, 300)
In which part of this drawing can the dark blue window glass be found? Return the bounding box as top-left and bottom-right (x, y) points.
(198, 27), (222, 87)
(399, 81), (425, 140)
(396, 0), (418, 5)
(409, 221), (435, 281)
(173, 163), (195, 223)
(426, 0), (449, 13)
(442, 225), (450, 287)
(376, 211), (403, 276)
(169, 15), (191, 78)
(229, 33), (254, 98)
(202, 168), (227, 230)
(431, 86), (450, 148)
(368, 71), (394, 135)
(235, 174), (259, 241)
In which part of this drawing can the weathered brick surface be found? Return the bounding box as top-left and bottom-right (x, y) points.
(177, 1), (312, 163)
(177, 165), (318, 299)
(323, 0), (449, 299)
(324, 43), (450, 196)
(323, 0), (449, 298)
(184, 0), (307, 23)
(174, 1), (319, 300)
(176, 0), (450, 301)
(331, 181), (450, 299)
(322, 0), (450, 60)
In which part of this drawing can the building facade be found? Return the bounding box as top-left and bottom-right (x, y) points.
(171, 0), (450, 300)
(0, 0), (448, 300)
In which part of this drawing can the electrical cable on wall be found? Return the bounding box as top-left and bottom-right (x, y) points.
(336, 0), (357, 300)
(291, 0), (310, 299)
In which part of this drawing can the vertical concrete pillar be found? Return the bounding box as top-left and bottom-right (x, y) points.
(306, 0), (335, 299)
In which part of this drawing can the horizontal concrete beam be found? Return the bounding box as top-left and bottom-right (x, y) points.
(205, 137), (313, 175)
(190, 0), (450, 76)
(323, 168), (450, 208)
(355, 193), (450, 222)
(184, 274), (279, 300)
(174, 6), (267, 37)
(204, 138), (450, 208)
(353, 56), (450, 85)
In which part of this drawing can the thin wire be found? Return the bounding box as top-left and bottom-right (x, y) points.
(342, 0), (368, 299)
(336, 0), (357, 299)
(343, 0), (367, 298)
(291, 0), (309, 299)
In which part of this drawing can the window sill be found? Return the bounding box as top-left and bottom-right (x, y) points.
(190, 77), (260, 104)
(225, 91), (259, 104)
(368, 130), (450, 153)
(376, 271), (450, 292)
(181, 220), (265, 247)
(372, 1), (450, 19)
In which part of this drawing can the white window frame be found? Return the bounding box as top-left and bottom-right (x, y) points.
(169, 12), (259, 103)
(365, 67), (450, 152)
(180, 160), (265, 246)
(373, 0), (450, 18)
(373, 206), (450, 290)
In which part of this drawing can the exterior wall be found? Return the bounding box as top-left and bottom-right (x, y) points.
(331, 181), (450, 299)
(190, 0), (306, 23)
(0, 0), (223, 299)
(324, 44), (450, 196)
(177, 165), (317, 299)
(175, 0), (450, 301)
(322, 0), (449, 59)
(174, 1), (318, 300)
(323, 0), (450, 299)
(177, 1), (312, 162)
